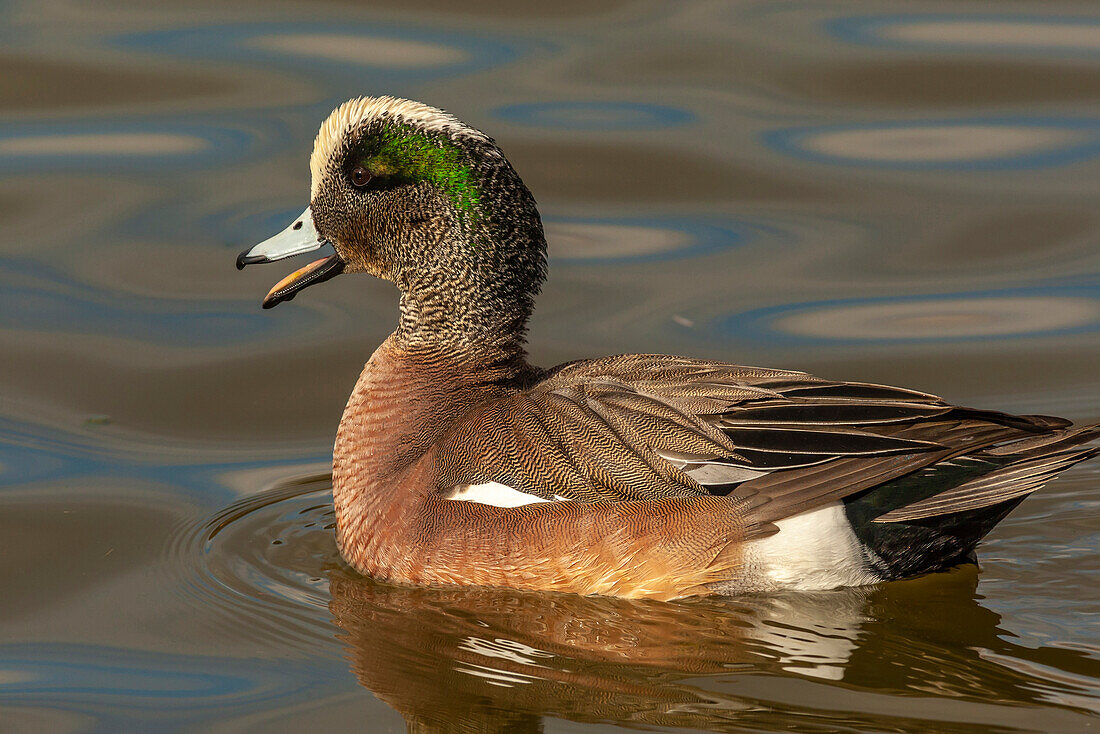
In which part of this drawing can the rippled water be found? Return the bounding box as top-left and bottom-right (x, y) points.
(2, 1), (1099, 732)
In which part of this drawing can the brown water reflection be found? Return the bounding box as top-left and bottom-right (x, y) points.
(330, 567), (1097, 732)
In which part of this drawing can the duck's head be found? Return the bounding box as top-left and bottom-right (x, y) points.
(238, 96), (547, 350)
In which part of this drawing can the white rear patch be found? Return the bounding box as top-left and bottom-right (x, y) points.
(446, 482), (555, 508)
(747, 503), (880, 591)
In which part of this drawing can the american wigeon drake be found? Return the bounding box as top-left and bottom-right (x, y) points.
(238, 97), (1099, 600)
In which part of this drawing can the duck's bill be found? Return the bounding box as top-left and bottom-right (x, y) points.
(237, 207), (345, 308)
(261, 254), (344, 309)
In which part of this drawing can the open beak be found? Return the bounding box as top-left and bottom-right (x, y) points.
(236, 207), (345, 309)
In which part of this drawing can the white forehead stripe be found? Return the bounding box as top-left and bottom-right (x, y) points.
(309, 96), (490, 198)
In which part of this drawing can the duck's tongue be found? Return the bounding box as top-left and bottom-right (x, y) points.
(262, 254), (345, 309)
(238, 206), (345, 308)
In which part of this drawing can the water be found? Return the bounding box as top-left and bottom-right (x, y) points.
(2, 1), (1099, 731)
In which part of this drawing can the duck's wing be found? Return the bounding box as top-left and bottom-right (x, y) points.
(435, 353), (1064, 515)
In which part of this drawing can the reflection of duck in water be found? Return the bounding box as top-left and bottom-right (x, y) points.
(239, 96), (1099, 599)
(328, 567), (1096, 732)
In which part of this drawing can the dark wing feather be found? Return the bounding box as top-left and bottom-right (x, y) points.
(718, 401), (953, 425)
(874, 449), (1097, 522)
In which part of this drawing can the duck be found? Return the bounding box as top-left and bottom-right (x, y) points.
(237, 96), (1099, 600)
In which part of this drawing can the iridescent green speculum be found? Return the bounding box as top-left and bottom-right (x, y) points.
(358, 124), (483, 230)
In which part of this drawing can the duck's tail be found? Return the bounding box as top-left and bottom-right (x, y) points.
(845, 422), (1099, 579)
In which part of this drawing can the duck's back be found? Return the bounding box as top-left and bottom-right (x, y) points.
(430, 353), (1098, 593)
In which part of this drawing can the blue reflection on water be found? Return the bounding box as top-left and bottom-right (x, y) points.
(0, 413), (329, 505)
(0, 418), (116, 487)
(112, 22), (521, 84)
(827, 14), (1100, 57)
(0, 117), (282, 173)
(717, 284), (1100, 346)
(0, 432), (75, 487)
(0, 643), (350, 729)
(0, 257), (298, 347)
(764, 117), (1100, 171)
(494, 101), (694, 131)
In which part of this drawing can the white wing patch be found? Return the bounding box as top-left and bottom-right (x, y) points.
(310, 95), (491, 198)
(656, 451), (767, 486)
(445, 482), (570, 508)
(684, 462), (766, 485)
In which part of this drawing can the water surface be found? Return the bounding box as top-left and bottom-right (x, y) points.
(2, 1), (1098, 731)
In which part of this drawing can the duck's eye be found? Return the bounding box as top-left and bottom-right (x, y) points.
(350, 166), (372, 188)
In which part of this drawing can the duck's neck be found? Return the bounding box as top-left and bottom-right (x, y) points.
(394, 284), (532, 358)
(331, 334), (535, 571)
(389, 175), (547, 356)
